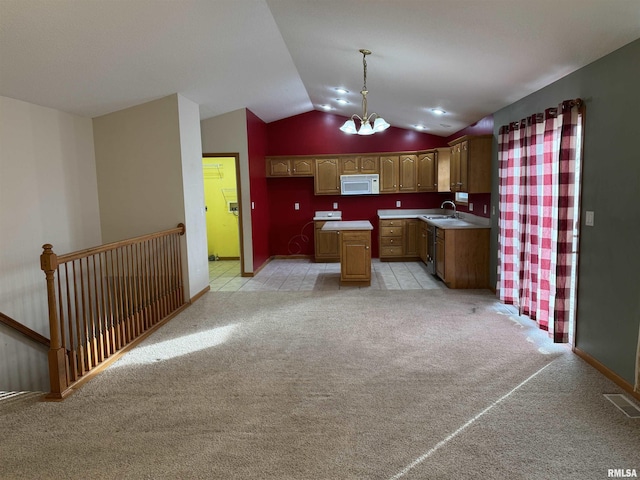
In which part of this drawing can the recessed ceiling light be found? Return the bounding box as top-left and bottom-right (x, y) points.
(440, 123), (451, 128)
(431, 108), (446, 115)
(336, 98), (349, 105)
(414, 124), (428, 131)
(335, 87), (349, 94)
(320, 104), (332, 111)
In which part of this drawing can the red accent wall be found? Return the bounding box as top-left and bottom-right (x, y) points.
(267, 178), (450, 258)
(246, 109), (270, 269)
(267, 110), (445, 155)
(265, 110), (459, 258)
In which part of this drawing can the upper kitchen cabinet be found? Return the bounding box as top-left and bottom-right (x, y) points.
(380, 154), (417, 193)
(399, 154), (417, 192)
(417, 151), (436, 192)
(314, 157), (340, 195)
(379, 155), (399, 193)
(266, 157), (314, 177)
(448, 135), (492, 193)
(418, 148), (451, 193)
(340, 155), (379, 175)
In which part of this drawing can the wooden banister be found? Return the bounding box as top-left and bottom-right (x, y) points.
(0, 311), (50, 348)
(41, 223), (187, 400)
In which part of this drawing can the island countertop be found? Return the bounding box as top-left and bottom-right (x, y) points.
(321, 220), (373, 231)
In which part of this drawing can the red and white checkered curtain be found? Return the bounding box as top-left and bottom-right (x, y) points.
(497, 100), (583, 342)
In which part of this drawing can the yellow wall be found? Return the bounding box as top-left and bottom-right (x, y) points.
(203, 157), (239, 258)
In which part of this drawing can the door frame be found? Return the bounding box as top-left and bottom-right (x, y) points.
(203, 152), (244, 276)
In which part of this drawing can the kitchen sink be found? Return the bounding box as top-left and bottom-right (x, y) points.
(420, 214), (454, 220)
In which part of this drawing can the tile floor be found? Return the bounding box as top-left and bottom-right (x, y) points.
(208, 258), (448, 292)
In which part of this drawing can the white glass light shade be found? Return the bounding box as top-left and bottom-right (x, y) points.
(358, 121), (374, 135)
(372, 117), (390, 132)
(340, 119), (358, 134)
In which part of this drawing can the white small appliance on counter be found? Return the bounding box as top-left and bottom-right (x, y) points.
(340, 174), (379, 195)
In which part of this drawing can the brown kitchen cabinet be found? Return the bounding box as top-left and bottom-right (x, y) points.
(340, 155), (379, 175)
(404, 219), (419, 257)
(340, 230), (371, 285)
(314, 221), (340, 262)
(417, 151), (437, 192)
(448, 135), (492, 194)
(379, 219), (404, 258)
(380, 154), (417, 193)
(399, 154), (417, 192)
(314, 158), (340, 195)
(435, 227), (490, 289)
(266, 157), (314, 177)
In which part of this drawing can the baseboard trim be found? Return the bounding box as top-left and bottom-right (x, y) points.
(573, 347), (640, 402)
(273, 254), (313, 260)
(190, 285), (210, 303)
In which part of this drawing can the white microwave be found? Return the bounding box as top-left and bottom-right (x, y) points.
(340, 174), (379, 195)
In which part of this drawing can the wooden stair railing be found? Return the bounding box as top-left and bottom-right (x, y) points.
(0, 311), (50, 348)
(41, 224), (186, 400)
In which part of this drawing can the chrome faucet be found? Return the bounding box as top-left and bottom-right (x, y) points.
(440, 200), (458, 218)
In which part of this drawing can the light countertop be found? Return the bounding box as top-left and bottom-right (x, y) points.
(322, 220), (373, 231)
(314, 210), (342, 221)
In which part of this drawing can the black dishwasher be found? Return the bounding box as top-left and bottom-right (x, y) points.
(426, 223), (436, 274)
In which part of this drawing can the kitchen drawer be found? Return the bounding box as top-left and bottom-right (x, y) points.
(380, 226), (403, 237)
(380, 236), (402, 246)
(436, 228), (445, 240)
(379, 219), (403, 227)
(380, 246), (403, 257)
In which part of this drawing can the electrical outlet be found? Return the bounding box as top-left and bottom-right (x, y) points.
(333, 202), (338, 209)
(492, 205), (496, 216)
(469, 202), (474, 211)
(585, 211), (595, 226)
(294, 202), (299, 210)
(484, 205), (487, 214)
(251, 202), (255, 210)
(396, 201), (401, 208)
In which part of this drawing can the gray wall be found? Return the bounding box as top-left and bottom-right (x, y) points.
(491, 39), (640, 384)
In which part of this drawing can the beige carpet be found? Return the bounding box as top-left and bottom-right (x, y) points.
(1, 289), (638, 479)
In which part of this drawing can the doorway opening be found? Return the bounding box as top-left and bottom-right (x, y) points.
(203, 153), (243, 286)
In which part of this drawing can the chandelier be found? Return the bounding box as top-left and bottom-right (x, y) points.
(339, 49), (390, 135)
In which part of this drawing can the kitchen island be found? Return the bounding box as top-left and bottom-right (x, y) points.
(321, 221), (373, 286)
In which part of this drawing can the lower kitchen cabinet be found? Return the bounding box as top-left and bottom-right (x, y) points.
(379, 219), (404, 258)
(340, 230), (371, 285)
(314, 221), (340, 262)
(435, 227), (490, 289)
(379, 218), (420, 260)
(404, 219), (419, 257)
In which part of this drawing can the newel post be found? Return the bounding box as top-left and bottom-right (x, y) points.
(41, 244), (67, 399)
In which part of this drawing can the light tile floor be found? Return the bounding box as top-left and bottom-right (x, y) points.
(208, 258), (447, 292)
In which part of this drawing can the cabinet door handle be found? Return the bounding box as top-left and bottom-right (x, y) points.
(365, 246), (369, 250)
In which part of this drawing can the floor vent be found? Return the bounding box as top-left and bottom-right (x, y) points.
(604, 394), (640, 418)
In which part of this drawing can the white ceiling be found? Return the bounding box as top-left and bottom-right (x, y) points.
(1, 0), (639, 136)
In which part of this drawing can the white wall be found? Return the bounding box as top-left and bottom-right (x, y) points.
(0, 96), (102, 391)
(93, 94), (208, 300)
(200, 109), (253, 272)
(93, 95), (185, 242)
(177, 95), (209, 298)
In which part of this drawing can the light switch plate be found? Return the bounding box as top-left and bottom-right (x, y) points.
(469, 202), (474, 211)
(333, 202), (338, 209)
(585, 211), (594, 226)
(396, 201), (401, 207)
(484, 205), (487, 214)
(294, 202), (299, 210)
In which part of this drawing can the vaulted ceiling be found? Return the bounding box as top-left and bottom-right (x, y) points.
(1, 0), (639, 136)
